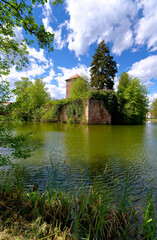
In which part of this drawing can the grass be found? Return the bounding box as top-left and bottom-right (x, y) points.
(0, 168), (156, 239)
(146, 118), (157, 122)
(0, 183), (134, 240)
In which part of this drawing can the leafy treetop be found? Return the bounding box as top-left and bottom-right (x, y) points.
(150, 98), (157, 118)
(70, 75), (90, 99)
(117, 72), (149, 124)
(12, 77), (50, 121)
(0, 0), (63, 76)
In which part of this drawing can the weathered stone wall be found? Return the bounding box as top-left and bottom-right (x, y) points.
(58, 99), (111, 125)
(58, 105), (68, 122)
(85, 99), (111, 124)
(66, 80), (71, 98)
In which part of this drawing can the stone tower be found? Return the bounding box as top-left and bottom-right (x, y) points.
(65, 74), (79, 98)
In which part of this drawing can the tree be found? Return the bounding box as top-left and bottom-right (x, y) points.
(117, 73), (149, 124)
(150, 98), (157, 118)
(70, 75), (90, 99)
(90, 40), (117, 90)
(12, 77), (50, 121)
(29, 78), (50, 109)
(12, 77), (33, 120)
(0, 80), (34, 166)
(0, 0), (63, 76)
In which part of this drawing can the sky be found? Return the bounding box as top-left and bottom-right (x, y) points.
(5, 0), (157, 103)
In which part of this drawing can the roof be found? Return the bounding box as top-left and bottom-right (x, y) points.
(65, 74), (80, 81)
(2, 102), (12, 106)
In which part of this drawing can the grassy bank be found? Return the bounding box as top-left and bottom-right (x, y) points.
(0, 184), (133, 240)
(146, 118), (157, 122)
(0, 183), (156, 240)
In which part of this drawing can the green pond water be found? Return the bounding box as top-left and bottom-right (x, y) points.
(2, 121), (157, 204)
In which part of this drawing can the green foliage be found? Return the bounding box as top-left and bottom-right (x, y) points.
(70, 76), (90, 99)
(0, 80), (34, 166)
(12, 77), (50, 121)
(117, 73), (149, 124)
(150, 98), (157, 118)
(0, 183), (131, 240)
(66, 100), (84, 123)
(41, 99), (84, 124)
(0, 0), (63, 76)
(141, 192), (156, 239)
(41, 99), (68, 122)
(90, 40), (117, 90)
(0, 79), (10, 102)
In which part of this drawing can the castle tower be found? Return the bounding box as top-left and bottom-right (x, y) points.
(65, 74), (79, 98)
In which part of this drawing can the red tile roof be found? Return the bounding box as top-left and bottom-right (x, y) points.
(65, 74), (80, 81)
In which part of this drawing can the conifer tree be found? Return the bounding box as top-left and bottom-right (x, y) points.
(90, 40), (117, 89)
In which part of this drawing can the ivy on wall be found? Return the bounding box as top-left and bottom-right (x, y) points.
(66, 100), (84, 123)
(86, 90), (118, 117)
(40, 90), (118, 124)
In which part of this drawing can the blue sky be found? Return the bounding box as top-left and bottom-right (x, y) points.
(6, 0), (157, 102)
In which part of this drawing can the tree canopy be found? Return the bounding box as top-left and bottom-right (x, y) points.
(117, 72), (149, 124)
(12, 77), (50, 121)
(90, 40), (117, 90)
(70, 75), (90, 99)
(150, 98), (157, 118)
(0, 0), (63, 76)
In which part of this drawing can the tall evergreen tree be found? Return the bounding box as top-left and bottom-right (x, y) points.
(90, 40), (117, 90)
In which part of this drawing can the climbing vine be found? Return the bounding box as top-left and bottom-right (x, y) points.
(66, 100), (84, 122)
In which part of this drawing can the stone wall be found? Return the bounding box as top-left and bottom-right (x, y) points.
(65, 80), (71, 98)
(58, 105), (68, 122)
(85, 99), (111, 124)
(58, 99), (111, 125)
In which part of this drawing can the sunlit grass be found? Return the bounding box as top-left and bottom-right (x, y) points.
(0, 183), (133, 240)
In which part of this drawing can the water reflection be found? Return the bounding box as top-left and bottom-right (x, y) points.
(1, 122), (157, 203)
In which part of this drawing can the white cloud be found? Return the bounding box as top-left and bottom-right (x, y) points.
(113, 76), (119, 92)
(45, 64), (90, 99)
(27, 47), (48, 63)
(135, 0), (157, 51)
(148, 93), (157, 104)
(43, 69), (55, 84)
(54, 27), (66, 50)
(65, 0), (137, 56)
(5, 45), (53, 95)
(13, 27), (23, 42)
(128, 55), (157, 82)
(42, 0), (53, 33)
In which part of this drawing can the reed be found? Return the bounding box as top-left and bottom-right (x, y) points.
(0, 183), (132, 240)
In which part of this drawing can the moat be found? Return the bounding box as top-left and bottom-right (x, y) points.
(2, 121), (157, 205)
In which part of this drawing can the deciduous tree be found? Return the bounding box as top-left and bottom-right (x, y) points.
(70, 75), (90, 99)
(150, 98), (157, 118)
(117, 73), (149, 124)
(12, 77), (50, 121)
(0, 0), (63, 76)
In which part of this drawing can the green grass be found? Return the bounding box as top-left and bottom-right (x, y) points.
(146, 118), (157, 122)
(0, 174), (156, 239)
(0, 183), (133, 240)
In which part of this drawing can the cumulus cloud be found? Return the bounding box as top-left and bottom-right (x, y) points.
(128, 55), (157, 83)
(149, 92), (157, 103)
(65, 0), (137, 56)
(41, 1), (66, 50)
(45, 64), (90, 99)
(27, 47), (48, 63)
(42, 0), (53, 33)
(135, 0), (157, 52)
(39, 0), (157, 56)
(53, 27), (66, 50)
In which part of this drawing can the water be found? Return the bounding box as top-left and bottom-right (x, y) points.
(1, 122), (157, 204)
